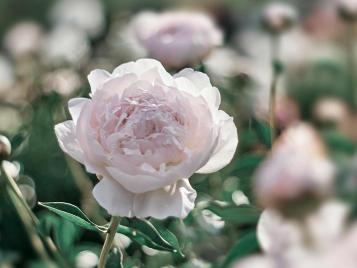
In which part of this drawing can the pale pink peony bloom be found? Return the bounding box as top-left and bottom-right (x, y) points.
(4, 21), (43, 59)
(55, 59), (238, 219)
(131, 11), (223, 69)
(254, 123), (335, 210)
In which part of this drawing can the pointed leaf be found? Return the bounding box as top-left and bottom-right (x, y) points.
(38, 202), (105, 232)
(222, 232), (259, 268)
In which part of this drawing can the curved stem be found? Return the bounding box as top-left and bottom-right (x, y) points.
(1, 162), (70, 267)
(98, 216), (121, 268)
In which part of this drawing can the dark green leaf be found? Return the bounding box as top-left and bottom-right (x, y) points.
(106, 247), (123, 268)
(222, 232), (259, 268)
(38, 202), (105, 232)
(252, 119), (272, 148)
(206, 202), (261, 225)
(118, 219), (183, 256)
(322, 131), (356, 155)
(232, 154), (265, 177)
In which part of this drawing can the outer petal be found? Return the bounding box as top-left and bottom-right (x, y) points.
(112, 58), (174, 86)
(133, 179), (196, 219)
(54, 120), (85, 163)
(196, 111), (238, 174)
(174, 68), (221, 109)
(68, 98), (89, 124)
(92, 178), (135, 217)
(87, 69), (111, 94)
(174, 68), (212, 90)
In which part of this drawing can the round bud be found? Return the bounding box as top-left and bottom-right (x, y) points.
(0, 135), (11, 161)
(261, 2), (297, 34)
(337, 0), (357, 22)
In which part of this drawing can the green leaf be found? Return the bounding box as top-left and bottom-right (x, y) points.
(322, 131), (356, 155)
(232, 154), (265, 177)
(106, 247), (123, 268)
(38, 202), (105, 233)
(151, 222), (184, 257)
(206, 202), (261, 225)
(118, 219), (183, 256)
(252, 119), (272, 148)
(37, 213), (80, 253)
(222, 232), (259, 268)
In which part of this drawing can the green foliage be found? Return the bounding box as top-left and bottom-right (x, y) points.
(221, 232), (259, 268)
(206, 202), (261, 226)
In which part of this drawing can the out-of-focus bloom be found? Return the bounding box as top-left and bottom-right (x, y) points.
(55, 59), (238, 219)
(199, 209), (225, 232)
(257, 209), (302, 256)
(0, 135), (11, 160)
(4, 21), (43, 59)
(337, 0), (357, 22)
(75, 250), (98, 268)
(203, 47), (255, 87)
(232, 256), (275, 268)
(234, 200), (351, 268)
(232, 190), (250, 206)
(50, 0), (105, 38)
(254, 123), (335, 216)
(2, 161), (20, 179)
(42, 25), (90, 66)
(42, 69), (81, 97)
(261, 2), (297, 34)
(130, 11), (223, 69)
(0, 55), (15, 95)
(0, 107), (23, 135)
(313, 97), (352, 134)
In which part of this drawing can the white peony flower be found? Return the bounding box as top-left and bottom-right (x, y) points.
(130, 11), (223, 69)
(50, 0), (105, 38)
(55, 59), (238, 219)
(4, 21), (43, 58)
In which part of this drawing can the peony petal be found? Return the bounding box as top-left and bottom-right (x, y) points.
(196, 111), (238, 173)
(87, 69), (111, 94)
(113, 58), (173, 86)
(54, 120), (84, 163)
(93, 178), (135, 217)
(106, 166), (171, 194)
(200, 86), (221, 110)
(174, 68), (212, 90)
(133, 179), (196, 219)
(174, 76), (200, 96)
(68, 98), (89, 124)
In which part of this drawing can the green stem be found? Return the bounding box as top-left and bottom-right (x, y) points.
(269, 35), (281, 144)
(98, 216), (121, 268)
(347, 23), (356, 110)
(1, 162), (69, 267)
(5, 184), (53, 266)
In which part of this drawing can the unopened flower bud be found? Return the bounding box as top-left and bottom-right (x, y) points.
(254, 124), (335, 218)
(0, 135), (11, 161)
(337, 0), (357, 22)
(262, 2), (297, 34)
